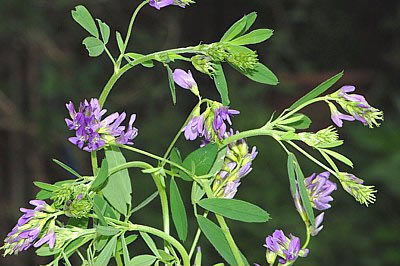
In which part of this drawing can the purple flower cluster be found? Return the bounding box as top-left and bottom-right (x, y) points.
(305, 171), (337, 210)
(182, 106), (240, 143)
(65, 98), (138, 152)
(2, 200), (56, 255)
(264, 230), (309, 265)
(291, 172), (336, 237)
(329, 85), (383, 128)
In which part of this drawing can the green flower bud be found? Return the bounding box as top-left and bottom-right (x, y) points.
(299, 126), (343, 148)
(227, 49), (258, 71)
(191, 55), (216, 76)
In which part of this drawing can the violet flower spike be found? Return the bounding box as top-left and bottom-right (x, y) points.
(149, 0), (174, 10)
(33, 230), (56, 249)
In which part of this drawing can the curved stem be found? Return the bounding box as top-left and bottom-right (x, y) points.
(221, 127), (282, 146)
(123, 1), (149, 52)
(201, 181), (245, 266)
(119, 144), (196, 179)
(301, 223), (311, 250)
(107, 160), (170, 251)
(161, 98), (206, 164)
(274, 96), (329, 124)
(285, 140), (337, 177)
(128, 223), (190, 266)
(99, 46), (201, 107)
(188, 211), (209, 260)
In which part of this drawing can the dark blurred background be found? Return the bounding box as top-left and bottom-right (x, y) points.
(0, 0), (399, 265)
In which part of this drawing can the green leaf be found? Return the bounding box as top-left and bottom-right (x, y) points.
(236, 62), (279, 85)
(71, 5), (99, 38)
(68, 217), (88, 228)
(36, 189), (54, 200)
(96, 19), (110, 44)
(319, 150), (339, 173)
(52, 159), (82, 178)
(157, 249), (174, 263)
(90, 159), (109, 191)
(221, 12), (257, 42)
(82, 37), (105, 57)
(320, 148), (353, 168)
(96, 226), (120, 236)
(93, 195), (107, 225)
(121, 235), (130, 265)
(170, 147), (183, 175)
(36, 246), (60, 256)
(170, 177), (188, 242)
(140, 232), (160, 258)
(209, 146), (228, 176)
(287, 153), (297, 195)
(103, 146), (132, 215)
(165, 64), (177, 105)
(93, 194), (120, 221)
(180, 144), (219, 181)
(125, 53), (154, 68)
(191, 182), (205, 204)
(33, 181), (58, 192)
(283, 113), (312, 129)
(213, 63), (230, 106)
(116, 31), (124, 53)
(94, 235), (117, 266)
(198, 198), (270, 223)
(132, 191), (159, 213)
(129, 255), (157, 266)
(196, 216), (236, 265)
(229, 29), (273, 45)
(288, 71), (344, 111)
(64, 236), (92, 257)
(293, 157), (315, 226)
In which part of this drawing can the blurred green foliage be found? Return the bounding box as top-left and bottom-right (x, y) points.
(0, 0), (399, 265)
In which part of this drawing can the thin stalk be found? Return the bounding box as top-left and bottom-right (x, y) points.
(128, 223), (190, 266)
(188, 211), (209, 260)
(107, 160), (170, 251)
(99, 46), (201, 107)
(90, 151), (98, 176)
(161, 98), (206, 164)
(119, 144), (196, 179)
(286, 140), (337, 177)
(301, 223), (311, 249)
(273, 96), (329, 125)
(221, 127), (281, 146)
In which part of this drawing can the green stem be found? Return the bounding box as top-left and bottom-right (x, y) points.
(274, 96), (329, 124)
(188, 211), (209, 261)
(123, 1), (149, 51)
(99, 46), (201, 108)
(115, 252), (123, 266)
(221, 127), (282, 146)
(285, 140), (337, 177)
(201, 181), (245, 266)
(119, 145), (196, 179)
(128, 223), (190, 266)
(161, 98), (206, 164)
(90, 151), (98, 175)
(301, 223), (311, 250)
(107, 160), (170, 250)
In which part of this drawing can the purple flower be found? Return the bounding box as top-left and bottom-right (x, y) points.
(310, 212), (325, 236)
(223, 180), (241, 199)
(339, 86), (368, 105)
(213, 107), (240, 139)
(182, 115), (204, 141)
(264, 230), (309, 265)
(33, 230), (56, 249)
(173, 69), (197, 90)
(65, 98), (138, 152)
(328, 102), (355, 127)
(305, 172), (337, 210)
(149, 0), (174, 9)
